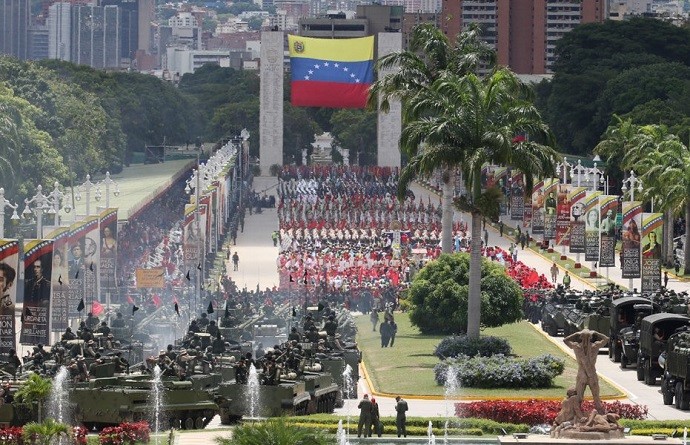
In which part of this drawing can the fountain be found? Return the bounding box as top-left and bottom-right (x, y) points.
(48, 366), (70, 425)
(150, 365), (164, 444)
(428, 420), (436, 445)
(246, 364), (261, 418)
(443, 365), (459, 418)
(342, 364), (354, 399)
(443, 420), (449, 445)
(336, 419), (349, 445)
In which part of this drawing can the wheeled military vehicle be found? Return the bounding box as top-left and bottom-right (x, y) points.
(661, 327), (690, 408)
(609, 296), (651, 363)
(638, 313), (689, 386)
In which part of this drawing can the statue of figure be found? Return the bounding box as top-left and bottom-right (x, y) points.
(563, 329), (609, 414)
(553, 387), (584, 426)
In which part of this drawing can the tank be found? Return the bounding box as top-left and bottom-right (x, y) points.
(70, 372), (220, 430)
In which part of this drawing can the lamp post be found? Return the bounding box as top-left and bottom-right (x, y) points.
(588, 163), (604, 192)
(45, 181), (71, 226)
(22, 185), (51, 238)
(74, 174), (98, 218)
(0, 188), (20, 239)
(185, 167), (203, 319)
(621, 170), (643, 291)
(97, 172), (121, 209)
(556, 157), (571, 184)
(571, 160), (588, 188)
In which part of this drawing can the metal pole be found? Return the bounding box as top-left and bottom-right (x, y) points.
(0, 188), (19, 239)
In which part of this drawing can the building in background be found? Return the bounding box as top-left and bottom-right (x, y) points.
(440, 0), (607, 74)
(98, 0), (155, 65)
(0, 0), (30, 60)
(48, 1), (72, 61)
(72, 4), (121, 68)
(402, 12), (439, 48)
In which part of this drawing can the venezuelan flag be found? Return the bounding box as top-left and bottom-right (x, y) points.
(289, 35), (374, 109)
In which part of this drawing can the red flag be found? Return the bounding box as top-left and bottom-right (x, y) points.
(91, 301), (104, 317)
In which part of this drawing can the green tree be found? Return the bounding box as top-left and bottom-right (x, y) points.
(541, 18), (690, 154)
(215, 418), (332, 445)
(330, 109), (377, 165)
(22, 419), (70, 445)
(407, 254), (523, 335)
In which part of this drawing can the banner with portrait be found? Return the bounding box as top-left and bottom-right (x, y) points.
(555, 183), (571, 247)
(45, 227), (70, 331)
(598, 195), (619, 268)
(542, 178), (559, 241)
(0, 240), (19, 354)
(200, 202), (209, 254)
(493, 167), (509, 215)
(20, 239), (53, 346)
(641, 212), (663, 293)
(621, 201), (642, 279)
(583, 191), (602, 262)
(509, 171), (525, 221)
(531, 180), (545, 235)
(568, 187), (587, 253)
(68, 217), (99, 318)
(99, 208), (118, 295)
(183, 203), (200, 268)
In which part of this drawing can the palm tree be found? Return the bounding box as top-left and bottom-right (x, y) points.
(636, 127), (690, 274)
(369, 23), (495, 253)
(397, 69), (557, 338)
(14, 373), (52, 422)
(22, 418), (70, 445)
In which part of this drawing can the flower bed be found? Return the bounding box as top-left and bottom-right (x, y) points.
(455, 399), (648, 425)
(99, 422), (150, 445)
(0, 426), (86, 445)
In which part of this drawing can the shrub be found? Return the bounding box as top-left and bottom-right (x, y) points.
(99, 422), (150, 445)
(456, 399), (648, 425)
(216, 418), (331, 445)
(434, 354), (564, 388)
(268, 164), (281, 176)
(434, 335), (511, 359)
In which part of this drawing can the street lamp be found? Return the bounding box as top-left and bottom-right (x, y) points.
(74, 174), (98, 217)
(0, 188), (20, 239)
(570, 160), (587, 188)
(588, 163), (604, 192)
(97, 172), (121, 209)
(621, 170), (643, 202)
(556, 157), (571, 184)
(185, 167), (203, 318)
(45, 181), (71, 226)
(22, 185), (51, 237)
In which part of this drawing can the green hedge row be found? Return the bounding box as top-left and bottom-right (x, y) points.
(282, 415), (690, 437)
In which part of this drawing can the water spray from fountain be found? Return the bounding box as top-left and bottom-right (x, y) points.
(336, 420), (349, 445)
(342, 363), (354, 437)
(246, 364), (260, 418)
(151, 366), (164, 445)
(48, 366), (70, 425)
(428, 420), (436, 445)
(443, 365), (460, 441)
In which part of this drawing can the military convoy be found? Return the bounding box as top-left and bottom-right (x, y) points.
(539, 288), (690, 411)
(0, 303), (361, 428)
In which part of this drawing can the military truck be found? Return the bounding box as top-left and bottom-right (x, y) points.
(638, 313), (689, 386)
(619, 304), (653, 370)
(609, 296), (651, 363)
(661, 328), (690, 408)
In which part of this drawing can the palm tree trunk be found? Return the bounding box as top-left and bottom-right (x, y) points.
(683, 199), (690, 276)
(467, 210), (483, 339)
(663, 210), (674, 266)
(441, 170), (455, 253)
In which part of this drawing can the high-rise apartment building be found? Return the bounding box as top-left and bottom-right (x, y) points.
(48, 2), (121, 69)
(0, 0), (30, 59)
(441, 0), (607, 74)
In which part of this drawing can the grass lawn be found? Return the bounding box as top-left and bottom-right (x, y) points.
(357, 313), (622, 399)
